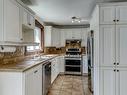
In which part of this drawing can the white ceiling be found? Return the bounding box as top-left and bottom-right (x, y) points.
(27, 0), (126, 25)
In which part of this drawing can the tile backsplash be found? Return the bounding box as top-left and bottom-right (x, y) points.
(0, 46), (25, 64)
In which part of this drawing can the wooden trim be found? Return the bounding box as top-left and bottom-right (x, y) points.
(35, 19), (44, 52)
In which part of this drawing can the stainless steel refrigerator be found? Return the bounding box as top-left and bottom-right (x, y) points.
(87, 30), (94, 93)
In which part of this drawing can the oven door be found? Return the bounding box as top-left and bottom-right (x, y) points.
(65, 57), (81, 66)
(65, 57), (82, 75)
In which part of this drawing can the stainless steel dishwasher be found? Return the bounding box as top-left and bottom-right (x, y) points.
(42, 61), (51, 95)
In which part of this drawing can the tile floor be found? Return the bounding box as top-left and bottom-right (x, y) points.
(48, 75), (92, 95)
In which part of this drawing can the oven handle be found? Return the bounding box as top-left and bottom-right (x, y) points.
(65, 58), (82, 60)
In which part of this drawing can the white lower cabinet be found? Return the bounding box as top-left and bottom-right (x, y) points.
(25, 64), (42, 95)
(51, 56), (65, 84)
(116, 68), (127, 95)
(0, 64), (42, 95)
(51, 57), (59, 83)
(59, 56), (65, 73)
(82, 55), (88, 74)
(100, 67), (127, 95)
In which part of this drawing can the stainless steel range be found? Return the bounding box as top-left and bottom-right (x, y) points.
(65, 40), (82, 75)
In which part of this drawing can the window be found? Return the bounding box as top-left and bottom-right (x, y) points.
(27, 20), (44, 52)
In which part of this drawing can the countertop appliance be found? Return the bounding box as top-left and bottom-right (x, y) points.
(42, 61), (51, 95)
(65, 47), (82, 75)
(87, 30), (94, 93)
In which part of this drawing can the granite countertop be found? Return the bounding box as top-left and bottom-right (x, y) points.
(0, 54), (59, 72)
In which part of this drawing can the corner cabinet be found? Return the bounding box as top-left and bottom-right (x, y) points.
(3, 0), (21, 42)
(0, 64), (42, 95)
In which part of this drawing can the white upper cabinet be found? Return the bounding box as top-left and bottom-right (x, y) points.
(0, 0), (3, 42)
(64, 29), (73, 39)
(100, 5), (127, 25)
(116, 25), (127, 67)
(71, 29), (82, 39)
(0, 0), (35, 43)
(116, 6), (127, 24)
(100, 6), (116, 24)
(52, 28), (61, 47)
(4, 0), (21, 42)
(60, 29), (66, 47)
(81, 28), (88, 47)
(44, 26), (61, 47)
(100, 25), (115, 67)
(22, 9), (35, 29)
(44, 26), (52, 47)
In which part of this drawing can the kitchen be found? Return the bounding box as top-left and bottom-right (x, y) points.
(1, 0), (127, 95)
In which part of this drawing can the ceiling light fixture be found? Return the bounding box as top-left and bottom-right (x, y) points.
(71, 16), (88, 23)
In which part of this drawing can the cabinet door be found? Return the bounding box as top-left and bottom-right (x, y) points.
(116, 6), (127, 24)
(72, 29), (82, 39)
(23, 9), (28, 26)
(59, 56), (65, 73)
(52, 28), (57, 46)
(29, 14), (35, 28)
(4, 0), (21, 42)
(25, 65), (42, 95)
(23, 9), (35, 29)
(0, 0), (3, 41)
(100, 6), (116, 24)
(81, 28), (88, 46)
(56, 57), (60, 75)
(116, 68), (127, 95)
(60, 29), (66, 47)
(100, 67), (116, 95)
(51, 59), (56, 83)
(100, 25), (115, 67)
(82, 55), (88, 73)
(116, 25), (127, 67)
(65, 29), (73, 39)
(44, 26), (52, 46)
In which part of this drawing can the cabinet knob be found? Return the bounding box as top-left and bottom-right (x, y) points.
(117, 63), (119, 65)
(114, 63), (116, 65)
(113, 20), (116, 22)
(114, 69), (116, 72)
(29, 23), (31, 26)
(117, 20), (119, 22)
(117, 70), (119, 72)
(20, 38), (23, 41)
(34, 70), (38, 73)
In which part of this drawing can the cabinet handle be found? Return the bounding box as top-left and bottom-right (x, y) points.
(34, 70), (38, 73)
(117, 63), (119, 65)
(114, 69), (116, 72)
(117, 70), (119, 72)
(113, 20), (116, 22)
